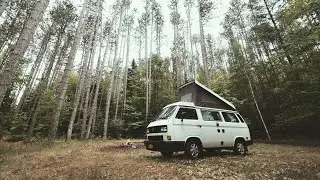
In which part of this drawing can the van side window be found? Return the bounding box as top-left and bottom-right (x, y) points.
(222, 112), (239, 123)
(176, 108), (198, 120)
(201, 110), (222, 121)
(236, 114), (245, 123)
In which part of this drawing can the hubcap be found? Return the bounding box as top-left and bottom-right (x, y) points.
(190, 143), (199, 157)
(237, 143), (245, 154)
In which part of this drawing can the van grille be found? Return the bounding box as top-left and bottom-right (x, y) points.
(148, 126), (163, 133)
(148, 136), (163, 141)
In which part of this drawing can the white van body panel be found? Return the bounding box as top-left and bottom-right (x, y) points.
(172, 108), (203, 142)
(145, 102), (252, 152)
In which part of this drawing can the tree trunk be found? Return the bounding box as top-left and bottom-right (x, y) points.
(80, 38), (97, 139)
(197, 0), (210, 88)
(113, 64), (122, 121)
(244, 67), (271, 141)
(50, 0), (89, 139)
(66, 46), (90, 139)
(50, 34), (72, 85)
(262, 0), (292, 65)
(0, 6), (23, 52)
(122, 23), (131, 118)
(103, 5), (125, 140)
(28, 32), (63, 137)
(16, 28), (53, 112)
(0, 0), (50, 106)
(186, 2), (195, 79)
(149, 8), (153, 112)
(145, 1), (149, 121)
(86, 36), (103, 139)
(235, 34), (272, 141)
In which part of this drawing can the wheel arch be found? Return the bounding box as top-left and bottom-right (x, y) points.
(233, 136), (246, 147)
(185, 136), (203, 148)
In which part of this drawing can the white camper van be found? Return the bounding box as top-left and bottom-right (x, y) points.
(144, 80), (252, 159)
(143, 102), (253, 158)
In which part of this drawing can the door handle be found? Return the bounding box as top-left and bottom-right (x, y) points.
(216, 123), (219, 127)
(197, 125), (202, 128)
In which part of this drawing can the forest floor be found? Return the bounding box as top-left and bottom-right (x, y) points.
(0, 140), (320, 180)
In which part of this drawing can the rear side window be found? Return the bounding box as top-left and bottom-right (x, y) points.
(236, 114), (245, 123)
(222, 112), (239, 123)
(201, 110), (222, 121)
(176, 108), (198, 120)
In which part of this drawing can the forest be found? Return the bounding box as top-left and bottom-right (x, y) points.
(0, 0), (319, 141)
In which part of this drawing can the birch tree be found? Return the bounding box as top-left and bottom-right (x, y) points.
(103, 0), (130, 140)
(0, 0), (50, 106)
(86, 18), (114, 139)
(17, 28), (53, 112)
(169, 0), (182, 86)
(185, 0), (195, 79)
(50, 0), (89, 139)
(122, 13), (134, 117)
(197, 0), (214, 87)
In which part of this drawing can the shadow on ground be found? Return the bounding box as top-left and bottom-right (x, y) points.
(144, 150), (246, 162)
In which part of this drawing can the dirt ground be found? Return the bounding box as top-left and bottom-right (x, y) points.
(0, 140), (319, 180)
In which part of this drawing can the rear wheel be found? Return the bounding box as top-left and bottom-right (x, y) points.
(161, 152), (173, 158)
(234, 140), (248, 156)
(185, 139), (202, 159)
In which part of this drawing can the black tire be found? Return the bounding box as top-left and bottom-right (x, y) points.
(234, 140), (248, 156)
(185, 139), (202, 159)
(161, 152), (173, 158)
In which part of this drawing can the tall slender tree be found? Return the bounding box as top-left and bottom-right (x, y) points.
(197, 0), (214, 87)
(103, 0), (130, 140)
(50, 0), (89, 139)
(0, 0), (50, 107)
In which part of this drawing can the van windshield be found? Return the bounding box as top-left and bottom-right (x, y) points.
(157, 106), (176, 120)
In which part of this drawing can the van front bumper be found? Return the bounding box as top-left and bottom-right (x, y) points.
(144, 141), (185, 152)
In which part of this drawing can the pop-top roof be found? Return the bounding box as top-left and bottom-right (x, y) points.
(178, 80), (236, 110)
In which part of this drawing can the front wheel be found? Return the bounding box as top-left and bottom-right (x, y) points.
(185, 140), (202, 159)
(234, 140), (248, 156)
(161, 152), (173, 158)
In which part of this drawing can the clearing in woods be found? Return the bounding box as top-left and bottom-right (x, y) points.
(0, 140), (319, 179)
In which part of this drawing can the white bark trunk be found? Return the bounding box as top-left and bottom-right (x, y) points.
(81, 36), (97, 139)
(103, 6), (125, 140)
(149, 9), (153, 114)
(145, 0), (149, 121)
(122, 23), (131, 117)
(17, 29), (52, 111)
(0, 0), (50, 106)
(113, 64), (122, 121)
(50, 35), (72, 85)
(197, 0), (210, 87)
(186, 2), (195, 79)
(66, 46), (90, 139)
(86, 38), (103, 139)
(50, 0), (89, 139)
(28, 33), (63, 137)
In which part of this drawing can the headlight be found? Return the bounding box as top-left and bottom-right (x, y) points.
(146, 128), (149, 133)
(160, 126), (167, 132)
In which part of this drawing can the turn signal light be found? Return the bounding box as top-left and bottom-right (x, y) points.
(167, 136), (172, 140)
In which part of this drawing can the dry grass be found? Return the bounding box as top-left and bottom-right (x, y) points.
(1, 140), (320, 180)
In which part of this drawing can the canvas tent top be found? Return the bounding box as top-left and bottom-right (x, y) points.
(178, 80), (236, 110)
